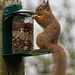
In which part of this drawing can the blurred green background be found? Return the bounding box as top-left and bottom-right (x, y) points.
(0, 0), (75, 75)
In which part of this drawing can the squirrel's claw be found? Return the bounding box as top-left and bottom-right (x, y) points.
(32, 15), (37, 19)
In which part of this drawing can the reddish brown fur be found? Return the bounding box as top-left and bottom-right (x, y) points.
(32, 0), (67, 75)
(48, 44), (67, 75)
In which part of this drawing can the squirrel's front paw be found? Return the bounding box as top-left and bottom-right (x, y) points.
(32, 15), (37, 19)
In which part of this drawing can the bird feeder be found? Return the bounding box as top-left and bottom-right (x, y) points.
(12, 14), (33, 52)
(2, 4), (51, 56)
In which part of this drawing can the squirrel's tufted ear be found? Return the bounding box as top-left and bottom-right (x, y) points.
(45, 0), (49, 6)
(46, 0), (49, 5)
(43, 0), (45, 3)
(45, 0), (50, 11)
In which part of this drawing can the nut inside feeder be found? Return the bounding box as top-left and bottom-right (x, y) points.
(12, 13), (34, 51)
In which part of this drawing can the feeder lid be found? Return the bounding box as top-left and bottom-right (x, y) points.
(2, 4), (34, 20)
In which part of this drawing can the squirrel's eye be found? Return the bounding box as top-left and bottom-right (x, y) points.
(39, 8), (43, 11)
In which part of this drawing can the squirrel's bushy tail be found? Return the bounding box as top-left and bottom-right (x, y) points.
(49, 44), (67, 75)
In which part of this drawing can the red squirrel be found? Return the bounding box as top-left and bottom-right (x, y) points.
(32, 0), (67, 75)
